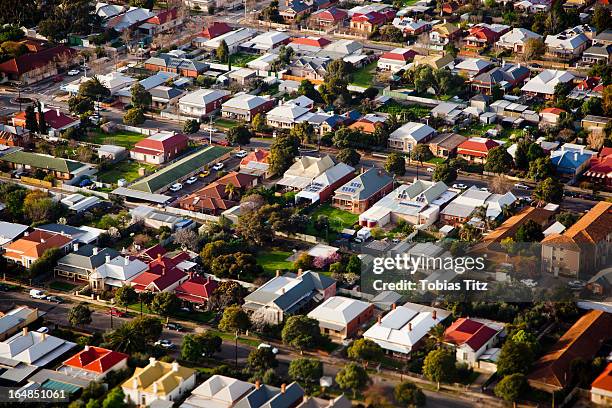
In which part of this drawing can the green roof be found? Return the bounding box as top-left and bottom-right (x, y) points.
(1, 151), (86, 174)
(130, 146), (231, 193)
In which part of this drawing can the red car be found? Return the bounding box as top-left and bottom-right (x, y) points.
(215, 139), (230, 146)
(107, 308), (126, 317)
(52, 75), (64, 83)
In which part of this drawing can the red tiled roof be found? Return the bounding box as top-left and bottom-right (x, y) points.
(63, 347), (128, 374)
(146, 8), (178, 25)
(444, 318), (500, 351)
(352, 11), (389, 25)
(540, 107), (566, 115)
(130, 265), (187, 292)
(576, 76), (601, 91)
(290, 37), (332, 48)
(313, 7), (347, 22)
(240, 149), (270, 166)
(202, 22), (232, 39)
(380, 49), (417, 62)
(140, 244), (167, 261)
(216, 171), (257, 189)
(133, 133), (189, 154)
(43, 109), (79, 130)
(592, 363), (612, 393)
(0, 45), (75, 76)
(457, 138), (499, 157)
(174, 276), (218, 303)
(468, 26), (497, 42)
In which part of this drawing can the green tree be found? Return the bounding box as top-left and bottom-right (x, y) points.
(422, 348), (456, 390)
(528, 157), (554, 181)
(347, 338), (383, 364)
(101, 387), (125, 408)
(68, 303), (93, 328)
(395, 381), (426, 407)
(218, 305), (250, 333)
(485, 146), (513, 174)
(290, 122), (314, 144)
(181, 332), (222, 361)
(29, 247), (62, 278)
(444, 42), (458, 58)
(514, 141), (530, 169)
(335, 363), (369, 398)
(432, 163), (457, 184)
(69, 95), (94, 116)
(527, 143), (545, 162)
(496, 340), (534, 377)
(216, 39), (229, 63)
(494, 373), (526, 408)
(123, 108), (145, 125)
(288, 358), (323, 387)
(298, 79), (320, 102)
(515, 219), (544, 243)
(251, 113), (266, 133)
(379, 24), (404, 42)
(337, 148), (361, 165)
(269, 133), (300, 176)
(227, 125), (252, 145)
(79, 77), (110, 100)
(281, 315), (322, 352)
(103, 316), (162, 354)
(522, 38), (545, 61)
(533, 177), (563, 203)
(385, 153), (406, 176)
(114, 285), (137, 312)
(24, 104), (38, 133)
(247, 347), (278, 372)
(592, 5), (611, 32)
(130, 83), (152, 110)
(150, 292), (180, 317)
(410, 144), (433, 163)
(346, 254), (362, 274)
(183, 119), (200, 134)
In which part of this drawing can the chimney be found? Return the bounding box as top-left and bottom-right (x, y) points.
(84, 345), (90, 351)
(92, 247), (98, 256)
(157, 253), (162, 260)
(297, 268), (302, 276)
(276, 270), (280, 277)
(171, 362), (179, 372)
(408, 322), (412, 331)
(392, 303), (396, 310)
(149, 357), (156, 365)
(162, 267), (166, 275)
(73, 243), (79, 252)
(574, 152), (579, 161)
(105, 255), (111, 263)
(377, 315), (381, 324)
(124, 257), (130, 266)
(56, 108), (60, 116)
(255, 380), (260, 390)
(152, 382), (158, 395)
(132, 377), (138, 389)
(40, 238), (45, 243)
(24, 231), (29, 236)
(281, 384), (286, 394)
(281, 287), (285, 294)
(432, 310), (437, 320)
(22, 327), (28, 336)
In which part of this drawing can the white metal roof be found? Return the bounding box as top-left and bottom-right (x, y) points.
(308, 296), (371, 325)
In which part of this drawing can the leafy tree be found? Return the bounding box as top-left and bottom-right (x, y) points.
(69, 95), (95, 116)
(581, 97), (603, 117)
(114, 285), (137, 312)
(379, 24), (404, 42)
(269, 133), (300, 176)
(181, 332), (222, 361)
(130, 83), (152, 110)
(514, 141), (530, 169)
(211, 252), (262, 280)
(496, 340), (535, 376)
(298, 79), (320, 102)
(206, 281), (247, 310)
(281, 315), (323, 352)
(260, 0), (281, 23)
(24, 189), (59, 223)
(592, 5), (611, 32)
(183, 119), (200, 134)
(385, 153), (406, 176)
(395, 381), (426, 407)
(347, 338), (383, 364)
(527, 143), (545, 162)
(227, 125), (252, 145)
(247, 347), (278, 372)
(485, 146), (513, 174)
(411, 144), (433, 163)
(150, 292), (180, 317)
(515, 219), (544, 243)
(129, 0), (154, 8)
(533, 177), (563, 203)
(523, 38), (545, 61)
(335, 363), (369, 398)
(494, 373), (526, 407)
(123, 108), (145, 125)
(218, 305), (250, 333)
(29, 247), (62, 278)
(101, 387), (125, 408)
(289, 358), (323, 387)
(337, 148), (361, 165)
(528, 157), (554, 181)
(251, 113), (266, 133)
(290, 122), (314, 144)
(346, 254), (362, 274)
(422, 348), (457, 390)
(79, 77), (110, 100)
(103, 316), (162, 354)
(556, 212), (579, 228)
(444, 42), (458, 58)
(24, 105), (38, 133)
(216, 39), (229, 63)
(432, 163), (457, 184)
(602, 85), (612, 116)
(69, 303), (93, 327)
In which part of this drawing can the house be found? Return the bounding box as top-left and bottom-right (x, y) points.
(0, 151), (95, 184)
(0, 306), (38, 341)
(593, 29), (612, 46)
(413, 54), (454, 70)
(309, 7), (348, 28)
(350, 10), (396, 34)
(465, 24), (510, 48)
(240, 31), (291, 53)
(277, 155), (336, 190)
(359, 180), (457, 228)
(149, 85), (185, 110)
(59, 346), (128, 382)
(428, 133), (467, 158)
(539, 107), (566, 127)
(348, 114), (387, 134)
(144, 53), (209, 78)
(584, 147), (612, 189)
(582, 115), (612, 137)
(221, 94), (275, 122)
(0, 222), (29, 247)
(282, 57), (330, 85)
(130, 206), (195, 231)
(377, 48), (419, 72)
(177, 183), (238, 215)
(55, 244), (120, 281)
(295, 162), (355, 204)
(0, 327), (76, 366)
(0, 124), (31, 147)
(173, 275), (218, 306)
(297, 395), (352, 408)
(104, 7), (155, 32)
(592, 363), (612, 406)
(290, 37), (332, 55)
(240, 149), (271, 177)
(246, 53), (278, 74)
(317, 39), (363, 59)
(35, 224), (105, 245)
(98, 144), (127, 164)
(388, 122), (436, 152)
(444, 318), (504, 367)
(140, 8), (182, 35)
(392, 17), (431, 36)
(130, 131), (189, 165)
(202, 22), (233, 39)
(234, 382), (305, 408)
(266, 104), (313, 129)
(122, 358), (196, 406)
(429, 22), (461, 46)
(581, 44), (612, 65)
(130, 252), (191, 293)
(456, 137), (503, 164)
(3, 230), (72, 268)
(307, 296), (374, 341)
(201, 28), (258, 53)
(430, 102), (465, 124)
(280, 1), (312, 23)
(541, 201), (612, 279)
(363, 303), (450, 356)
(545, 26), (590, 60)
(13, 108), (80, 136)
(116, 72), (178, 105)
(180, 375), (253, 408)
(89, 255), (148, 292)
(550, 144), (594, 178)
(242, 270), (336, 325)
(178, 89), (231, 119)
(440, 186), (516, 226)
(521, 69), (575, 99)
(496, 28), (542, 53)
(471, 64), (530, 95)
(332, 168), (394, 214)
(0, 45), (76, 84)
(527, 310), (612, 393)
(454, 58), (493, 79)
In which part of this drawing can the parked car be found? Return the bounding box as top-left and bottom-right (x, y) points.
(215, 139), (230, 146)
(36, 327), (49, 333)
(185, 176), (198, 185)
(235, 150), (248, 158)
(169, 183), (183, 192)
(258, 343), (279, 354)
(514, 183), (531, 190)
(30, 289), (47, 299)
(203, 127), (218, 133)
(567, 280), (586, 290)
(520, 279), (538, 288)
(478, 187), (490, 193)
(46, 295), (64, 304)
(52, 75), (64, 82)
(199, 170), (210, 178)
(0, 283), (12, 291)
(107, 308), (126, 317)
(426, 167), (434, 173)
(212, 162), (224, 171)
(166, 323), (184, 331)
(564, 190), (579, 198)
(155, 339), (175, 349)
(67, 69), (80, 76)
(452, 183), (467, 189)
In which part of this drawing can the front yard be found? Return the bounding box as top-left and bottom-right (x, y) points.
(97, 160), (157, 184)
(215, 118), (240, 129)
(351, 61), (377, 88)
(88, 130), (145, 149)
(256, 250), (294, 275)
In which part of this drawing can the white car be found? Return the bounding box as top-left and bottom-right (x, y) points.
(426, 167), (435, 173)
(169, 183), (183, 192)
(452, 183), (467, 189)
(30, 289), (47, 299)
(258, 343), (279, 354)
(514, 183), (531, 190)
(185, 176), (198, 185)
(478, 187), (490, 193)
(212, 162), (224, 171)
(204, 127), (218, 133)
(520, 279), (538, 288)
(235, 150), (248, 158)
(155, 339), (175, 349)
(36, 327), (49, 333)
(567, 280), (586, 290)
(67, 69), (80, 76)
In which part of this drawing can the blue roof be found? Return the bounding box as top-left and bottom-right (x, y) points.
(551, 150), (591, 173)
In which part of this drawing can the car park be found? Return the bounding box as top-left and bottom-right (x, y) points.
(185, 176), (198, 185)
(155, 339), (175, 349)
(212, 162), (224, 171)
(235, 150), (248, 158)
(169, 183), (183, 192)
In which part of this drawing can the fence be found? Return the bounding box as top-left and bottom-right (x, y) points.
(114, 124), (161, 136)
(60, 184), (110, 200)
(274, 230), (321, 244)
(337, 288), (375, 301)
(161, 206), (220, 223)
(20, 176), (53, 189)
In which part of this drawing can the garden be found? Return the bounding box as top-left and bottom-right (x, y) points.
(87, 130), (145, 149)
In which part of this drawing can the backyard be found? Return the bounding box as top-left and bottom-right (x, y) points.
(305, 204), (359, 239)
(377, 100), (431, 119)
(351, 61), (377, 88)
(230, 52), (259, 67)
(256, 250), (294, 276)
(88, 130), (145, 149)
(97, 160), (157, 184)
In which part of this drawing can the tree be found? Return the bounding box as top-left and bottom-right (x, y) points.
(269, 133), (300, 176)
(432, 163), (457, 184)
(533, 177), (563, 203)
(181, 331), (222, 361)
(260, 1), (281, 23)
(150, 292), (180, 317)
(494, 374), (526, 407)
(289, 358), (323, 387)
(298, 79), (320, 102)
(281, 315), (322, 352)
(290, 122), (314, 144)
(114, 285), (137, 312)
(385, 153), (406, 176)
(123, 108), (145, 125)
(346, 254), (362, 274)
(24, 104), (38, 133)
(337, 148), (361, 166)
(130, 83), (152, 110)
(422, 349), (456, 390)
(251, 113), (266, 133)
(603, 85), (612, 116)
(103, 316), (162, 354)
(227, 124), (252, 145)
(247, 347), (278, 372)
(514, 141), (530, 170)
(379, 24), (404, 42)
(515, 219), (544, 243)
(497, 340), (534, 376)
(592, 5), (611, 33)
(347, 338), (383, 364)
(206, 281), (247, 310)
(101, 387), (125, 408)
(174, 228), (199, 251)
(216, 39), (229, 63)
(69, 303), (93, 327)
(336, 363), (369, 398)
(395, 381), (426, 407)
(485, 146), (513, 174)
(522, 38), (545, 61)
(444, 42), (458, 58)
(79, 77), (110, 100)
(69, 95), (95, 116)
(29, 247), (62, 278)
(24, 190), (59, 223)
(183, 119), (200, 134)
(218, 305), (250, 333)
(527, 143), (545, 162)
(528, 157), (554, 181)
(411, 144), (433, 163)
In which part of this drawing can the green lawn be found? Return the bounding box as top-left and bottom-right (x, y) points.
(127, 303), (215, 323)
(230, 52), (259, 67)
(208, 329), (261, 347)
(215, 118), (239, 129)
(49, 281), (78, 292)
(306, 204), (359, 237)
(427, 157), (446, 165)
(351, 61), (378, 88)
(97, 161), (157, 184)
(377, 101), (431, 118)
(256, 250), (294, 275)
(88, 130), (145, 149)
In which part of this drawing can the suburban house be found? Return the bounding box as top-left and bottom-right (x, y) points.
(0, 45), (76, 84)
(429, 22), (461, 46)
(0, 328), (76, 366)
(444, 318), (505, 368)
(266, 104), (313, 129)
(0, 151), (96, 184)
(289, 36), (332, 55)
(130, 132), (189, 164)
(454, 58), (493, 80)
(392, 17), (431, 36)
(527, 310), (612, 393)
(496, 28), (542, 53)
(295, 162), (355, 204)
(240, 149), (271, 177)
(377, 48), (419, 72)
(240, 31), (291, 53)
(591, 363), (612, 406)
(582, 115), (612, 137)
(116, 72), (178, 105)
(0, 222), (29, 248)
(440, 186), (516, 226)
(173, 275), (218, 306)
(55, 244), (119, 281)
(584, 147), (612, 189)
(471, 64), (530, 95)
(242, 270), (336, 325)
(177, 182), (239, 215)
(541, 201), (612, 279)
(521, 69), (575, 99)
(201, 22), (233, 39)
(350, 10), (396, 34)
(130, 206), (194, 231)
(348, 114), (388, 134)
(122, 358), (196, 406)
(0, 306), (39, 341)
(89, 255), (148, 292)
(180, 375), (254, 408)
(428, 133), (467, 158)
(234, 382), (305, 408)
(0, 124), (31, 147)
(545, 25), (590, 60)
(550, 143), (595, 178)
(388, 122), (437, 153)
(277, 155), (336, 191)
(144, 52), (209, 78)
(280, 1), (312, 23)
(130, 252), (191, 293)
(359, 180), (457, 228)
(318, 39), (363, 59)
(140, 8), (182, 35)
(221, 94), (275, 122)
(178, 89), (231, 119)
(282, 57), (330, 85)
(149, 86), (185, 110)
(307, 296), (374, 341)
(36, 224), (105, 245)
(62, 72), (136, 96)
(465, 23), (510, 49)
(3, 230), (72, 268)
(59, 346), (128, 381)
(581, 44), (612, 66)
(364, 303), (450, 356)
(309, 7), (348, 28)
(413, 54), (454, 70)
(539, 107), (566, 127)
(456, 137), (504, 164)
(332, 168), (394, 214)
(201, 28), (258, 53)
(13, 108), (80, 136)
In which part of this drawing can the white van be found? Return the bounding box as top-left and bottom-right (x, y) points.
(29, 289), (46, 299)
(355, 227), (372, 243)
